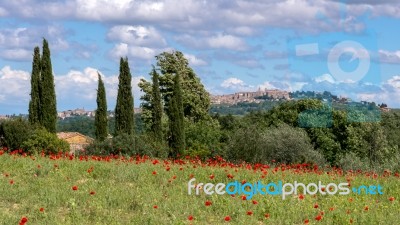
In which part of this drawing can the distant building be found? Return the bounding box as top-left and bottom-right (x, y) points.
(211, 88), (290, 105)
(57, 132), (93, 155)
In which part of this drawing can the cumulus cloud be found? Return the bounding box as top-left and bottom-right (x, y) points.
(107, 25), (167, 47)
(220, 77), (254, 91)
(378, 50), (400, 64)
(0, 25), (71, 61)
(184, 53), (208, 66)
(55, 67), (144, 110)
(0, 66), (30, 113)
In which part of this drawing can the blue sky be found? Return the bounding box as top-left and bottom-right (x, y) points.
(1, 0), (400, 114)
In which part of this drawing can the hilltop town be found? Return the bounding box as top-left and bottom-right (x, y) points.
(211, 88), (290, 105)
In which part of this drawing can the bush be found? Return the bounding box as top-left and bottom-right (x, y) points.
(0, 118), (33, 150)
(228, 123), (326, 165)
(22, 128), (70, 154)
(185, 119), (222, 158)
(337, 152), (370, 172)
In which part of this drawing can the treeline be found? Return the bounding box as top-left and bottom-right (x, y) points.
(1, 40), (400, 172)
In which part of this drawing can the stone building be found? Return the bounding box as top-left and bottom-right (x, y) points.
(211, 88), (290, 105)
(57, 132), (93, 155)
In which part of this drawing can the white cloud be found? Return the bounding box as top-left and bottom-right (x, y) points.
(107, 25), (167, 47)
(221, 77), (254, 91)
(184, 53), (207, 66)
(1, 48), (32, 61)
(207, 34), (248, 51)
(314, 74), (336, 83)
(378, 50), (400, 64)
(0, 66), (30, 107)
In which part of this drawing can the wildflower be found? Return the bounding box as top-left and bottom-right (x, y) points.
(224, 216), (231, 221)
(39, 207), (44, 212)
(19, 217), (28, 225)
(205, 200), (212, 206)
(304, 219), (309, 224)
(90, 191), (96, 195)
(315, 215), (322, 221)
(72, 185), (78, 191)
(364, 206), (369, 211)
(389, 196), (395, 202)
(265, 213), (270, 219)
(241, 195), (247, 200)
(247, 211), (253, 216)
(152, 171), (157, 175)
(153, 205), (158, 209)
(298, 194), (304, 200)
(9, 180), (14, 185)
(313, 203), (318, 208)
(209, 174), (215, 179)
(188, 215), (194, 221)
(252, 200), (258, 205)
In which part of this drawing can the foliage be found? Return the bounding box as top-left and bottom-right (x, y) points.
(346, 122), (390, 165)
(57, 116), (95, 138)
(184, 119), (221, 159)
(28, 46), (41, 125)
(22, 128), (69, 154)
(0, 118), (33, 150)
(150, 67), (163, 140)
(94, 73), (108, 141)
(115, 57), (134, 136)
(167, 71), (185, 157)
(39, 39), (58, 133)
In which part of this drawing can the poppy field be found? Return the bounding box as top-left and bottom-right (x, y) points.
(0, 149), (398, 225)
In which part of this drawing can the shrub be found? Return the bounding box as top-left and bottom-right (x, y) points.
(0, 118), (33, 150)
(337, 152), (370, 172)
(22, 128), (70, 154)
(228, 123), (326, 165)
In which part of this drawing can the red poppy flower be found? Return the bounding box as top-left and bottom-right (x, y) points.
(209, 174), (215, 179)
(152, 171), (157, 175)
(39, 207), (44, 212)
(19, 217), (28, 225)
(364, 206), (369, 211)
(247, 211), (253, 216)
(315, 215), (322, 221)
(9, 180), (14, 185)
(188, 215), (194, 221)
(313, 203), (318, 208)
(298, 194), (304, 200)
(304, 219), (309, 224)
(252, 200), (258, 205)
(241, 195), (247, 200)
(90, 191), (95, 195)
(72, 185), (78, 191)
(205, 200), (212, 206)
(224, 216), (231, 221)
(389, 196), (395, 202)
(265, 213), (270, 219)
(153, 205), (158, 209)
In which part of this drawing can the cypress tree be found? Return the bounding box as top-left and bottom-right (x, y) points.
(115, 57), (134, 136)
(39, 39), (57, 133)
(28, 46), (41, 125)
(151, 66), (163, 140)
(168, 71), (185, 157)
(95, 73), (108, 141)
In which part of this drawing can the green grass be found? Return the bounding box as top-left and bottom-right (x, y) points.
(0, 152), (399, 225)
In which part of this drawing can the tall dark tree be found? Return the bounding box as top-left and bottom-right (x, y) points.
(115, 57), (134, 136)
(168, 71), (185, 157)
(28, 46), (41, 125)
(39, 39), (57, 133)
(151, 66), (163, 140)
(95, 73), (108, 141)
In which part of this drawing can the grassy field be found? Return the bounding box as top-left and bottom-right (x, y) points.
(0, 150), (399, 225)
